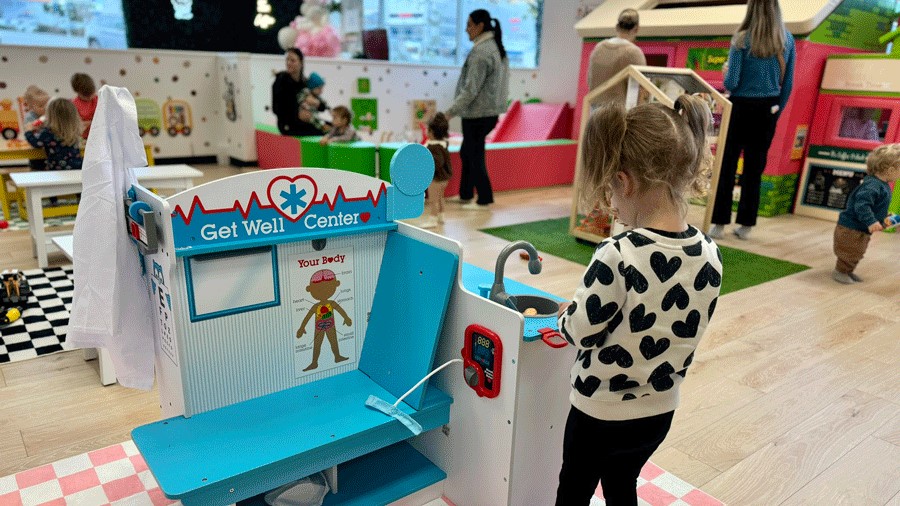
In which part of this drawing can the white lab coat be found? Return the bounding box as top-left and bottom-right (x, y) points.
(67, 86), (156, 390)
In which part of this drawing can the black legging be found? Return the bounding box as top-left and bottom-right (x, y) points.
(712, 96), (780, 227)
(556, 407), (674, 506)
(459, 116), (498, 205)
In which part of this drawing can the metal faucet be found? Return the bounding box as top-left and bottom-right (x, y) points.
(489, 241), (542, 310)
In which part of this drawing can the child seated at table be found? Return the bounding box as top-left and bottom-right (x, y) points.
(25, 98), (83, 171)
(71, 73), (98, 139)
(318, 106), (358, 145)
(23, 85), (50, 127)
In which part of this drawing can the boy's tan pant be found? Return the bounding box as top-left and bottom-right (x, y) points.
(833, 224), (871, 274)
(427, 180), (448, 217)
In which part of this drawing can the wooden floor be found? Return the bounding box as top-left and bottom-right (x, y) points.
(1, 164), (898, 505)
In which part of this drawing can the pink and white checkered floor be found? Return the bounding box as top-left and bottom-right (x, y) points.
(0, 441), (723, 506)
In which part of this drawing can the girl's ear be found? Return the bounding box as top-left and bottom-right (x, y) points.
(615, 170), (636, 196)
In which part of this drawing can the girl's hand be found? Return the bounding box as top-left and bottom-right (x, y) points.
(869, 221), (884, 233)
(28, 121), (40, 132)
(319, 137), (329, 145)
(557, 302), (571, 317)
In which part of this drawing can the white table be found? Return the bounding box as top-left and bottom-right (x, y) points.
(51, 235), (117, 386)
(11, 164), (202, 268)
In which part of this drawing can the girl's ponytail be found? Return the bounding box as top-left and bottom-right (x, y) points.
(491, 18), (508, 61)
(580, 104), (628, 210)
(674, 94), (714, 198)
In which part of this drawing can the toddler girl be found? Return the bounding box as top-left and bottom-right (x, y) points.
(25, 98), (83, 171)
(419, 113), (452, 228)
(555, 95), (723, 505)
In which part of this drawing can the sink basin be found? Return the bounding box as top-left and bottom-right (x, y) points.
(511, 294), (558, 317)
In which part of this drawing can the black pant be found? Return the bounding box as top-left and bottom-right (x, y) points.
(712, 96), (780, 227)
(459, 116), (498, 205)
(556, 407), (674, 506)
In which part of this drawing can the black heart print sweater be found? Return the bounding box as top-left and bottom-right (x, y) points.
(558, 227), (722, 421)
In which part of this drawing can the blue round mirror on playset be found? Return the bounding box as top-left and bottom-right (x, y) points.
(389, 144), (434, 196)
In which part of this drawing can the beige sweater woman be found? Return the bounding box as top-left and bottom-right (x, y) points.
(587, 38), (646, 104)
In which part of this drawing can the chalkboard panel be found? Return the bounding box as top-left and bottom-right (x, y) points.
(801, 162), (867, 211)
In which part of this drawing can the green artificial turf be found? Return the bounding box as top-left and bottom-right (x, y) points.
(480, 217), (810, 296)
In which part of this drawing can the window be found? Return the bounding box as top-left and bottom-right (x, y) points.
(362, 0), (543, 68)
(185, 246), (280, 322)
(0, 0), (127, 49)
(838, 107), (890, 142)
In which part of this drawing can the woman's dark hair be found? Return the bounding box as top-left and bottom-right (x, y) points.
(428, 112), (450, 140)
(470, 9), (507, 61)
(285, 47), (304, 62)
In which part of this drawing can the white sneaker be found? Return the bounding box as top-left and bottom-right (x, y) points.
(461, 202), (489, 211)
(733, 225), (752, 240)
(832, 270), (854, 284)
(418, 216), (439, 228)
(709, 224), (725, 239)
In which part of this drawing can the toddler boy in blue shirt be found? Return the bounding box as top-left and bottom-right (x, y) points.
(832, 143), (900, 284)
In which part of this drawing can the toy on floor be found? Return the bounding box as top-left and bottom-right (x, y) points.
(885, 214), (900, 230)
(1, 269), (30, 305)
(0, 220), (8, 230)
(0, 306), (22, 325)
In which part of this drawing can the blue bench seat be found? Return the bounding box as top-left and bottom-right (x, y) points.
(133, 370), (452, 505)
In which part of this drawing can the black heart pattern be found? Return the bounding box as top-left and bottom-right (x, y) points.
(560, 322), (575, 345)
(629, 304), (657, 333)
(683, 351), (694, 368)
(607, 310), (624, 334)
(574, 375), (602, 397)
(579, 329), (609, 349)
(676, 369), (687, 378)
(586, 294), (619, 325)
(598, 345), (634, 368)
(609, 374), (640, 392)
(622, 393), (637, 401)
(584, 259), (615, 288)
(650, 251), (682, 283)
(708, 297), (717, 320)
(577, 349), (593, 369)
(662, 283), (690, 312)
(640, 336), (670, 360)
(703, 233), (713, 244)
(694, 262), (722, 291)
(627, 232), (656, 248)
(618, 262), (649, 293)
(567, 302), (578, 316)
(682, 241), (703, 257)
(672, 309), (701, 338)
(648, 362), (675, 392)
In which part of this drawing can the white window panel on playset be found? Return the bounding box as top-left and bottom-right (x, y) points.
(186, 246), (279, 321)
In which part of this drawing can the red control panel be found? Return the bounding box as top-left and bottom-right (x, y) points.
(462, 324), (502, 398)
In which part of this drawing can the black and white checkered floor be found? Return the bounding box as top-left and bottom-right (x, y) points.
(0, 266), (74, 363)
(1, 202), (77, 231)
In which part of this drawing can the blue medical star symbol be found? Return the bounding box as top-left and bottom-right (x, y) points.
(280, 184), (308, 214)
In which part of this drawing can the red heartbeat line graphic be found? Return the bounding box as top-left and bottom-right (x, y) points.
(172, 183), (389, 225)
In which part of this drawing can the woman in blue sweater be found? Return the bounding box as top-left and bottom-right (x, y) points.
(710, 0), (794, 240)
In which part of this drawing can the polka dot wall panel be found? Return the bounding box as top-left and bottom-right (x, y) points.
(1, 46), (222, 161)
(249, 55), (542, 140)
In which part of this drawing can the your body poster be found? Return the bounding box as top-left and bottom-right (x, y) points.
(289, 248), (356, 379)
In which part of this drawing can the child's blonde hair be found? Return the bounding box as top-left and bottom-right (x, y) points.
(866, 143), (900, 176)
(24, 85), (49, 107)
(45, 98), (83, 147)
(580, 94), (712, 214)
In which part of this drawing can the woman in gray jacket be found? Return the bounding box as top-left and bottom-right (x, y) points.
(445, 9), (510, 210)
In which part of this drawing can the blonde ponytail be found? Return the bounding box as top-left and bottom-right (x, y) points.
(579, 95), (713, 215)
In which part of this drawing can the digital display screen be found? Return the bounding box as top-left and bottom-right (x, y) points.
(471, 332), (494, 390)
